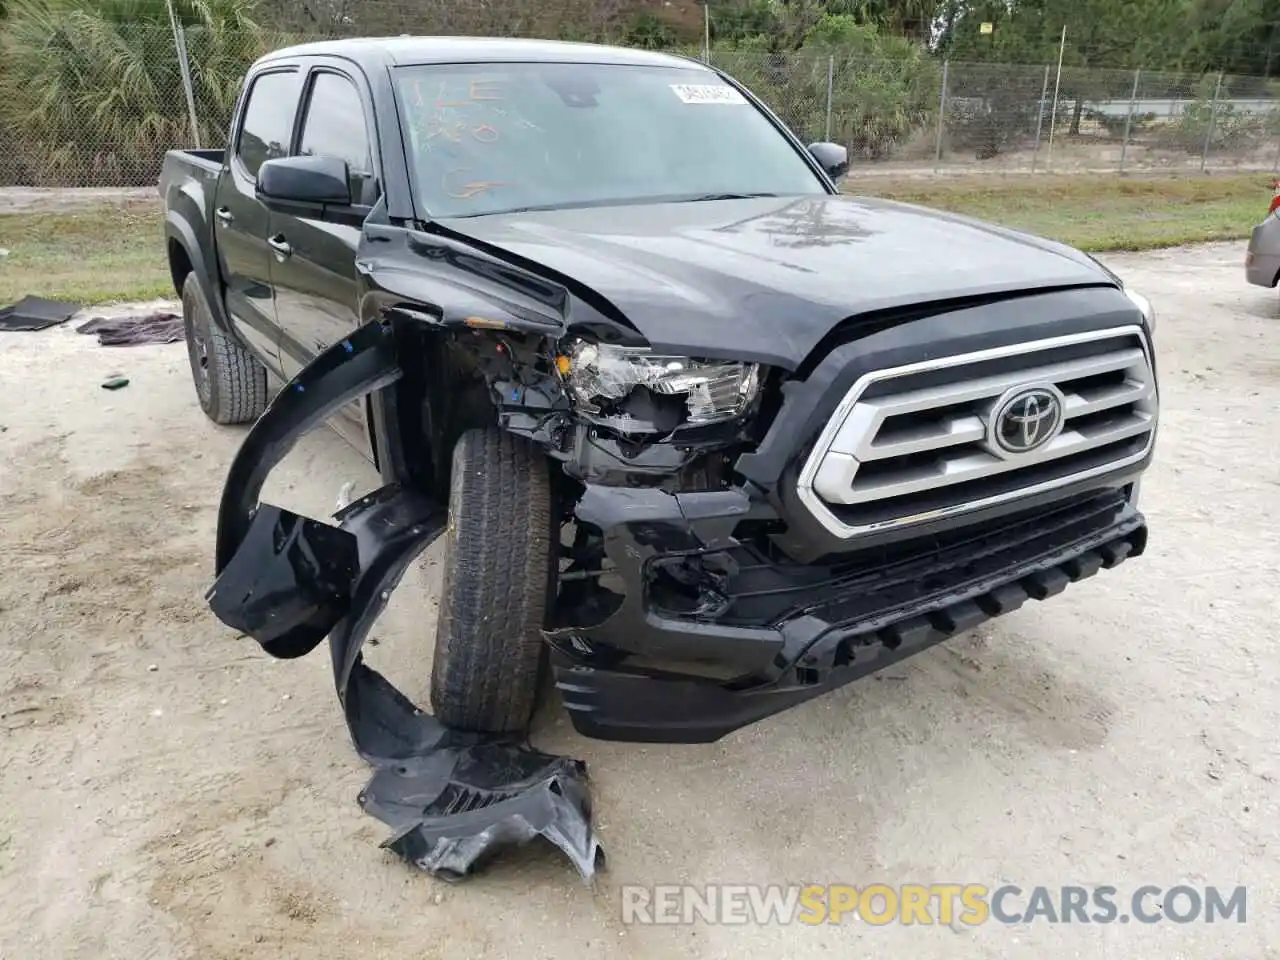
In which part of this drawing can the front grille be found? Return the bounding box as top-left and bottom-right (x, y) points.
(797, 326), (1156, 538)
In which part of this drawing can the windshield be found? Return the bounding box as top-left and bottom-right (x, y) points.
(392, 61), (828, 218)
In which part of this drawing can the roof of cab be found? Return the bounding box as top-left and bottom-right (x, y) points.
(257, 36), (709, 71)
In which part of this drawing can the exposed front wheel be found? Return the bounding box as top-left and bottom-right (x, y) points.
(181, 273), (268, 425)
(429, 428), (556, 733)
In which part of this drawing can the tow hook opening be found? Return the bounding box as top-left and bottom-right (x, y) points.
(648, 553), (737, 619)
(551, 520), (625, 629)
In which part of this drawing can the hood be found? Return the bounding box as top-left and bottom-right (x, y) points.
(437, 195), (1112, 370)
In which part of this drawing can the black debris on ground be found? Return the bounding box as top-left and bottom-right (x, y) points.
(210, 498), (604, 884)
(0, 296), (80, 332)
(76, 312), (184, 346)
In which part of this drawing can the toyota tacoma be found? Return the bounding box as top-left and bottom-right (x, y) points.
(163, 37), (1160, 745)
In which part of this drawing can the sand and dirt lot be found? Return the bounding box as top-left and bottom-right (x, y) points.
(1, 242), (1278, 959)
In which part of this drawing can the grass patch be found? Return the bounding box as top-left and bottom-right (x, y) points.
(851, 173), (1270, 252)
(0, 174), (1269, 306)
(0, 202), (171, 306)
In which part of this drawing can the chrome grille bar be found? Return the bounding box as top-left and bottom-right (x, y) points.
(796, 326), (1157, 538)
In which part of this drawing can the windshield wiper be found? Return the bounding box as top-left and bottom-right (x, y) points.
(683, 192), (779, 202)
(447, 197), (665, 218)
(443, 193), (782, 219)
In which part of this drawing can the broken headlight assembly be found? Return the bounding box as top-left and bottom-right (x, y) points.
(561, 341), (761, 431)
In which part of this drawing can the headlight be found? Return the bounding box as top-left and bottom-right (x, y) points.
(1125, 289), (1156, 333)
(564, 341), (761, 425)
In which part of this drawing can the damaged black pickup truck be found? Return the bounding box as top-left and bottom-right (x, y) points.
(163, 37), (1160, 746)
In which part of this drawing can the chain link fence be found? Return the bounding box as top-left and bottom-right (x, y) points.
(0, 24), (1277, 188)
(716, 52), (1279, 177)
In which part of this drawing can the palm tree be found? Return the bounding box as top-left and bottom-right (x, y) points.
(0, 0), (266, 185)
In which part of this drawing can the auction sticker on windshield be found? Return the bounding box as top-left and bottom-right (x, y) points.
(670, 83), (747, 105)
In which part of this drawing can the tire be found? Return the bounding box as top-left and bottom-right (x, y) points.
(181, 273), (268, 425)
(430, 428), (556, 733)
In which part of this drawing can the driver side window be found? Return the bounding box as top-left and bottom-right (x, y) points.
(297, 71), (379, 205)
(236, 70), (298, 178)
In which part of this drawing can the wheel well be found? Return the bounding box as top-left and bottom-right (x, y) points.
(168, 238), (193, 298)
(392, 326), (500, 502)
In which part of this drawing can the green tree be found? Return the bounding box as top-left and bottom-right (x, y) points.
(710, 0), (781, 44)
(940, 0), (1195, 133)
(943, 0), (1187, 68)
(0, 0), (265, 185)
(820, 0), (941, 43)
(1179, 0), (1279, 76)
(717, 14), (941, 157)
(938, 0), (1276, 76)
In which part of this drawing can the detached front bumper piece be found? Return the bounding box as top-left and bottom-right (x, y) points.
(205, 320), (602, 882)
(552, 482), (1147, 744)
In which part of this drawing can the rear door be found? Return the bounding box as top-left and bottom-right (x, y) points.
(212, 66), (302, 374)
(271, 64), (382, 453)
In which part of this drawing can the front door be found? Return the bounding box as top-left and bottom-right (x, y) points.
(212, 67), (301, 376)
(271, 67), (382, 457)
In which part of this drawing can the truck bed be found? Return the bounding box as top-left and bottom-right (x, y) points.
(169, 148), (225, 170)
(158, 148), (225, 199)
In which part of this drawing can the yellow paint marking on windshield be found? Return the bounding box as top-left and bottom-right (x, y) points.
(442, 168), (506, 199)
(425, 118), (466, 142)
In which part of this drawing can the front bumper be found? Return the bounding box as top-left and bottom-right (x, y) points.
(1246, 216), (1280, 288)
(551, 481), (1147, 743)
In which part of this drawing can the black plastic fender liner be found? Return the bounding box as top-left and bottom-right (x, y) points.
(208, 504), (359, 659)
(204, 321), (603, 883)
(214, 319), (402, 575)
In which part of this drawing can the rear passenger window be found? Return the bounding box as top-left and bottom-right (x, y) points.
(237, 71), (299, 178)
(298, 72), (378, 204)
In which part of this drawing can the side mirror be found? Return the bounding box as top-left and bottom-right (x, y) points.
(807, 142), (849, 181)
(256, 155), (352, 211)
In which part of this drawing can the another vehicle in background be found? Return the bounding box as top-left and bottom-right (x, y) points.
(1245, 179), (1280, 292)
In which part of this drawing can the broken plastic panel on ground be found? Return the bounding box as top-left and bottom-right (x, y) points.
(204, 319), (603, 883)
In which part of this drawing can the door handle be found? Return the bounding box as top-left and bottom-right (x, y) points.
(215, 206), (234, 225)
(267, 234), (293, 260)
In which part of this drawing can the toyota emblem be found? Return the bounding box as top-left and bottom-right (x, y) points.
(991, 385), (1065, 456)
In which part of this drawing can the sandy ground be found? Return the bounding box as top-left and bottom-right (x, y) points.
(0, 244), (1278, 959)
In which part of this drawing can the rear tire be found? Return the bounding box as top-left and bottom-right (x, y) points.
(429, 428), (555, 733)
(181, 273), (267, 425)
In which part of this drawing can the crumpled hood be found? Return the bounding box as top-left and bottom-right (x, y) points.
(438, 194), (1113, 369)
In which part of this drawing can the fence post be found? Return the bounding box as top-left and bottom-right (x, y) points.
(1045, 24), (1067, 171)
(1200, 71), (1223, 173)
(166, 0), (201, 148)
(701, 0), (710, 64)
(1031, 64), (1050, 174)
(824, 56), (834, 142)
(934, 59), (949, 169)
(1119, 68), (1140, 173)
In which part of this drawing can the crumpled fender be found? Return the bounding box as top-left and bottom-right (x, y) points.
(205, 319), (603, 882)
